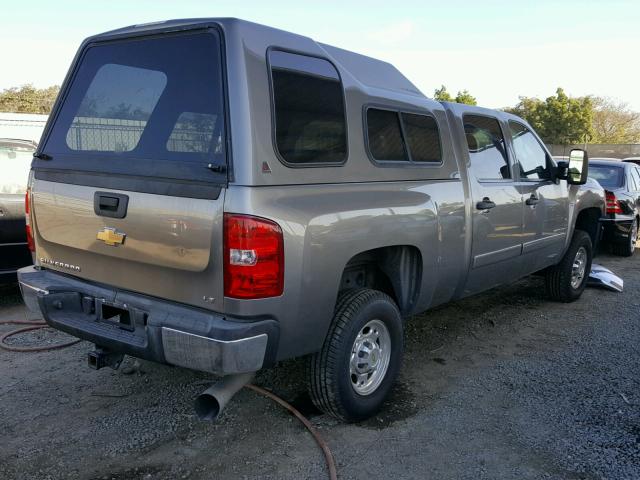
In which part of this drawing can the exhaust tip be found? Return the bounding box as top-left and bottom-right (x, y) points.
(193, 372), (255, 421)
(194, 393), (222, 421)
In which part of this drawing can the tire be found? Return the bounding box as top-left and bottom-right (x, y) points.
(611, 218), (638, 257)
(545, 230), (592, 303)
(308, 288), (404, 422)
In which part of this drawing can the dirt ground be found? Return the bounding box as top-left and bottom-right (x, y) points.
(1, 251), (639, 480)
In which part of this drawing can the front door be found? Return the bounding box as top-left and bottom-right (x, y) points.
(463, 114), (523, 295)
(508, 121), (568, 273)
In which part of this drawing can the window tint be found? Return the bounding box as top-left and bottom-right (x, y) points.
(509, 121), (550, 180)
(367, 109), (407, 161)
(269, 50), (346, 164)
(401, 113), (442, 163)
(66, 64), (167, 152)
(464, 115), (510, 180)
(167, 112), (220, 153)
(589, 165), (624, 189)
(43, 31), (227, 182)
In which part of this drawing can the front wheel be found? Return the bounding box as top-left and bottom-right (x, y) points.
(308, 288), (404, 422)
(545, 230), (592, 302)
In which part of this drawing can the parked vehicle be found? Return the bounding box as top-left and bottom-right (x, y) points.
(18, 19), (604, 422)
(623, 157), (640, 166)
(1, 138), (35, 282)
(589, 159), (640, 256)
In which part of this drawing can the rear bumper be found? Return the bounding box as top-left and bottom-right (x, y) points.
(17, 266), (279, 375)
(600, 215), (635, 243)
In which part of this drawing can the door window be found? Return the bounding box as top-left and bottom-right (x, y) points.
(463, 115), (510, 180)
(509, 121), (551, 180)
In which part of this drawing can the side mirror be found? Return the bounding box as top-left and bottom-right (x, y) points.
(566, 149), (589, 185)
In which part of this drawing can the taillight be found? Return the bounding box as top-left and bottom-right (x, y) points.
(25, 190), (35, 252)
(605, 191), (623, 214)
(223, 214), (284, 299)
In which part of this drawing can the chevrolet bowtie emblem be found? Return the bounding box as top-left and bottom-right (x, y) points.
(97, 227), (126, 246)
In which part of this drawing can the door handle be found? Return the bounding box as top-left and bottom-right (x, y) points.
(476, 197), (496, 210)
(94, 191), (129, 219)
(525, 194), (539, 206)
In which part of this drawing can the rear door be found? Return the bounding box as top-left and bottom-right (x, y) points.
(31, 28), (229, 310)
(463, 114), (523, 294)
(508, 121), (567, 272)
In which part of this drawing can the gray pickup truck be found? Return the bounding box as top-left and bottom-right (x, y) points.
(18, 18), (604, 422)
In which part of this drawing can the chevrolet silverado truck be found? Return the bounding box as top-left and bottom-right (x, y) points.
(18, 18), (604, 422)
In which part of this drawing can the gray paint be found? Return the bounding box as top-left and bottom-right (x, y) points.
(26, 18), (605, 365)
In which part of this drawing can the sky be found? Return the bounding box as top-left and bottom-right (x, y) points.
(2, 0), (640, 110)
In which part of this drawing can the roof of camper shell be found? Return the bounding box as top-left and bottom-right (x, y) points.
(89, 17), (427, 100)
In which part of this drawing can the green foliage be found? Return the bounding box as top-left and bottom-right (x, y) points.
(454, 90), (477, 106)
(433, 85), (453, 102)
(0, 84), (60, 114)
(433, 85), (477, 105)
(507, 88), (593, 145)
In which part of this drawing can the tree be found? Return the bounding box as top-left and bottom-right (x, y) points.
(433, 85), (453, 102)
(433, 85), (477, 105)
(590, 97), (640, 144)
(454, 90), (477, 106)
(0, 84), (60, 114)
(507, 88), (593, 145)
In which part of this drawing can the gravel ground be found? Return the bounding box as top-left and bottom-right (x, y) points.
(1, 251), (639, 479)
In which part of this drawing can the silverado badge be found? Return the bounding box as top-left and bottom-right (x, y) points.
(97, 227), (126, 246)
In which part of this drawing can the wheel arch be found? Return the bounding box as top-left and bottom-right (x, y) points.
(574, 206), (602, 248)
(338, 245), (422, 315)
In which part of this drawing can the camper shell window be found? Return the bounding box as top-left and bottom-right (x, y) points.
(366, 108), (442, 165)
(268, 49), (347, 166)
(39, 29), (227, 184)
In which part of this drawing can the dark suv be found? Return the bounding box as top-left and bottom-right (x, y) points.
(0, 138), (34, 282)
(590, 159), (640, 256)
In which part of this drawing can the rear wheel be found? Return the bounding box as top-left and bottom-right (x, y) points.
(308, 288), (403, 422)
(611, 218), (638, 257)
(545, 230), (592, 302)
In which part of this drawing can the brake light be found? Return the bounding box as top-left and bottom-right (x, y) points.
(25, 190), (35, 252)
(605, 191), (623, 214)
(224, 214), (284, 299)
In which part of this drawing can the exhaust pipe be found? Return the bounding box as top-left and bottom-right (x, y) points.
(194, 372), (255, 421)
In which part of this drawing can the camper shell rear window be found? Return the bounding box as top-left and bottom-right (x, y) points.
(39, 29), (227, 187)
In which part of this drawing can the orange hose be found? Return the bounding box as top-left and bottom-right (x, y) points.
(245, 384), (338, 480)
(0, 320), (81, 352)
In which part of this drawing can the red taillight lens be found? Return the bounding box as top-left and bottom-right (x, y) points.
(605, 191), (623, 214)
(223, 214), (284, 299)
(25, 191), (35, 252)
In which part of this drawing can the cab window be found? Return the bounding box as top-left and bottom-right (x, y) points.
(509, 121), (551, 180)
(463, 115), (510, 180)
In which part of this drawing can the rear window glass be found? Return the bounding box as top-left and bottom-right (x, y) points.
(42, 31), (226, 182)
(269, 50), (346, 165)
(589, 165), (624, 189)
(401, 113), (442, 163)
(367, 109), (407, 161)
(464, 115), (510, 180)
